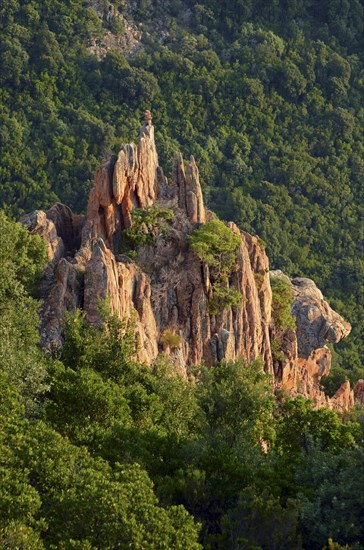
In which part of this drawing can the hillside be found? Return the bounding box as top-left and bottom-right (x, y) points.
(20, 114), (361, 410)
(0, 0), (363, 384)
(1, 126), (364, 547)
(1, 2), (364, 546)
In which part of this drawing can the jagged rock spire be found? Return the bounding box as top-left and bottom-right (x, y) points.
(86, 111), (160, 250)
(19, 115), (358, 411)
(144, 110), (153, 125)
(173, 153), (206, 224)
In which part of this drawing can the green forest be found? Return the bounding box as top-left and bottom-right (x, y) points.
(0, 0), (364, 547)
(1, 214), (364, 548)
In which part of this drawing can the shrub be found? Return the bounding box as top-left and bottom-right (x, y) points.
(189, 220), (242, 314)
(160, 328), (182, 350)
(270, 276), (296, 366)
(209, 282), (242, 315)
(270, 277), (296, 331)
(121, 204), (173, 251)
(108, 16), (125, 35)
(254, 272), (265, 288)
(257, 237), (266, 251)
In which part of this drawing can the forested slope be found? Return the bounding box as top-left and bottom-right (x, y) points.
(1, 3), (364, 546)
(1, 214), (364, 548)
(0, 1), (363, 375)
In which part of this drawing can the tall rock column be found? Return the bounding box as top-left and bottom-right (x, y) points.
(173, 153), (206, 223)
(112, 110), (160, 229)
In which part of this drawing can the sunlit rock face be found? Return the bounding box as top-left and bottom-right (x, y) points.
(21, 115), (353, 409)
(270, 271), (352, 410)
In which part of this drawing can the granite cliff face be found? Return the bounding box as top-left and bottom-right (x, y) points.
(269, 271), (354, 410)
(21, 114), (360, 410)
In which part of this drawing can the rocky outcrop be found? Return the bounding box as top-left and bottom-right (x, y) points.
(354, 380), (364, 404)
(83, 240), (158, 363)
(270, 270), (353, 409)
(87, 112), (160, 250)
(292, 277), (351, 356)
(87, 1), (142, 59)
(21, 116), (354, 409)
(19, 205), (86, 350)
(19, 209), (65, 265)
(174, 153), (206, 224)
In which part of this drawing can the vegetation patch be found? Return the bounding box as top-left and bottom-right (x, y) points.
(254, 272), (265, 288)
(121, 204), (173, 254)
(160, 328), (182, 350)
(208, 282), (243, 315)
(270, 276), (296, 364)
(189, 219), (243, 314)
(188, 219), (241, 277)
(271, 277), (296, 331)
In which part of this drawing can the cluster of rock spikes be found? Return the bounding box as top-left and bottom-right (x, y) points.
(20, 112), (364, 411)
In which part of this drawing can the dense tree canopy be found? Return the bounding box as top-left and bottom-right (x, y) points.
(0, 215), (363, 548)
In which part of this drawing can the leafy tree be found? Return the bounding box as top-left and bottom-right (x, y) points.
(0, 213), (48, 413)
(296, 445), (364, 548)
(121, 204), (173, 252)
(188, 220), (241, 276)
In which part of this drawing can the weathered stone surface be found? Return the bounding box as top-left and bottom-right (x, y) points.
(19, 209), (64, 264)
(354, 379), (364, 404)
(46, 203), (84, 255)
(331, 380), (355, 411)
(83, 239), (158, 363)
(22, 118), (354, 409)
(243, 231), (272, 373)
(270, 271), (353, 409)
(173, 153), (206, 224)
(38, 257), (84, 351)
(87, 156), (120, 247)
(292, 277), (351, 357)
(19, 205), (87, 351)
(86, 116), (160, 254)
(112, 120), (159, 227)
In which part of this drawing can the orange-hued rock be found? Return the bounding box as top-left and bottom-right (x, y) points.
(19, 209), (65, 264)
(243, 231), (273, 373)
(83, 239), (158, 364)
(292, 277), (351, 357)
(21, 117), (354, 409)
(87, 156), (120, 247)
(270, 271), (352, 409)
(46, 203), (84, 256)
(87, 115), (160, 250)
(173, 153), (206, 223)
(111, 120), (159, 228)
(354, 379), (364, 404)
(331, 380), (355, 411)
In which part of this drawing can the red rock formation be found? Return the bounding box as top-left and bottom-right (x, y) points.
(270, 271), (353, 409)
(20, 117), (354, 409)
(86, 114), (160, 252)
(174, 153), (206, 224)
(19, 209), (65, 264)
(19, 206), (86, 350)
